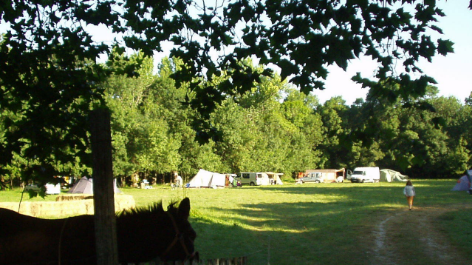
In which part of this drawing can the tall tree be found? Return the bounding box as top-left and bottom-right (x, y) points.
(316, 97), (354, 168)
(281, 88), (324, 170)
(427, 96), (470, 175)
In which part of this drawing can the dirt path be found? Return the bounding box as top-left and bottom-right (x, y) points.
(369, 205), (470, 265)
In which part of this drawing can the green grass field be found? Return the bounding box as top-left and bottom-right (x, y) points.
(1, 180), (471, 264)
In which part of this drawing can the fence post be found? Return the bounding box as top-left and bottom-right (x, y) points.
(90, 109), (119, 264)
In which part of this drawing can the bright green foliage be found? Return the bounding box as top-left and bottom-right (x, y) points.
(281, 89), (325, 171)
(316, 97), (352, 168)
(104, 54), (186, 178)
(209, 67), (325, 175)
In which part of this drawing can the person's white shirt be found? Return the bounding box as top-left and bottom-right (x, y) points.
(175, 175), (182, 186)
(404, 185), (415, 196)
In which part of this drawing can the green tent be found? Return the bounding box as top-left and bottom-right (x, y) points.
(380, 169), (408, 182)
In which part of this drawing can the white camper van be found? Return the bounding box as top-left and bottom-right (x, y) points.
(236, 172), (270, 186)
(350, 167), (380, 183)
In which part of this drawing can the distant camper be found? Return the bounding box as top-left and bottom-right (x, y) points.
(350, 167), (380, 183)
(303, 168), (347, 183)
(235, 172), (269, 186)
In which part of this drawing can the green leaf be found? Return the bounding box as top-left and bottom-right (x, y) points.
(437, 39), (454, 56)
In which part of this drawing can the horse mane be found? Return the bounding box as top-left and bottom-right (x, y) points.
(117, 201), (180, 219)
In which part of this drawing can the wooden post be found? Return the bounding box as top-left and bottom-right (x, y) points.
(90, 109), (119, 264)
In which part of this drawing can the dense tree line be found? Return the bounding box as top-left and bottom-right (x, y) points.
(108, 54), (472, 181)
(1, 50), (470, 187)
(14, 51), (472, 187)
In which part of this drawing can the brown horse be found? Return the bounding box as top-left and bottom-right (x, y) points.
(0, 198), (197, 264)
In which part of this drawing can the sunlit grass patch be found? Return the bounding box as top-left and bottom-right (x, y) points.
(1, 180), (470, 264)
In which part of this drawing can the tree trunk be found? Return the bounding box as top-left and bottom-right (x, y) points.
(90, 109), (119, 264)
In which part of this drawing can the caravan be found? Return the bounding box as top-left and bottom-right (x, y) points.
(302, 168), (347, 183)
(235, 172), (270, 186)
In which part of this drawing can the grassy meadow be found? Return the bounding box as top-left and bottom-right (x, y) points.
(1, 179), (471, 264)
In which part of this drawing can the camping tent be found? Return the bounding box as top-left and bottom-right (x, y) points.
(380, 169), (408, 182)
(68, 177), (121, 194)
(186, 169), (233, 188)
(266, 172), (284, 185)
(452, 174), (471, 191)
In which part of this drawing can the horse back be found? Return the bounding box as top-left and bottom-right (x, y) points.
(0, 208), (96, 264)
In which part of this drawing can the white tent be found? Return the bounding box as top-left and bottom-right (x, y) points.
(68, 177), (121, 194)
(186, 169), (232, 188)
(452, 174), (471, 191)
(380, 169), (408, 182)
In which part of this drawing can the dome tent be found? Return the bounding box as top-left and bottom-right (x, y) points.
(452, 170), (472, 192)
(186, 169), (234, 188)
(452, 175), (470, 191)
(380, 169), (408, 182)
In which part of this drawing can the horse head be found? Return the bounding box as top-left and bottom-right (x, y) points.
(117, 198), (198, 263)
(159, 198), (198, 262)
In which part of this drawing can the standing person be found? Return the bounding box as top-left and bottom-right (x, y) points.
(173, 172), (182, 188)
(403, 180), (416, 210)
(232, 177), (238, 188)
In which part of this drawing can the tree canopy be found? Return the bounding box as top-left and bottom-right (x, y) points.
(0, 0), (469, 185)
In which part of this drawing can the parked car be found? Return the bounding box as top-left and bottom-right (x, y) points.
(299, 172), (324, 183)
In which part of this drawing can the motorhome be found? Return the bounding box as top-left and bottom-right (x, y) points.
(350, 167), (380, 183)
